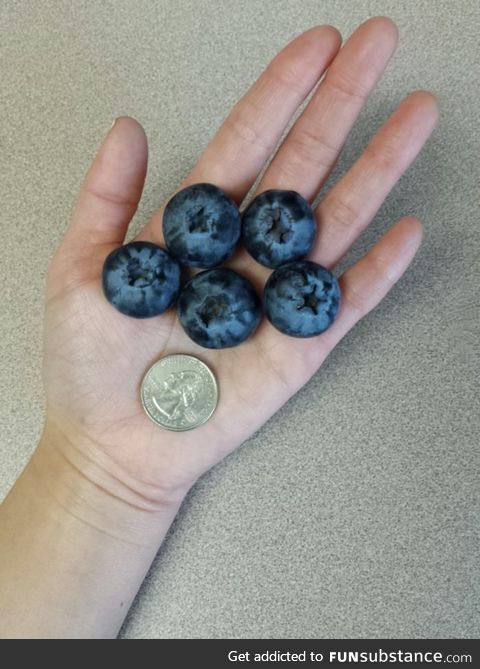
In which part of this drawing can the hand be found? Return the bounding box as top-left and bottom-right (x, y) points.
(41, 18), (437, 517)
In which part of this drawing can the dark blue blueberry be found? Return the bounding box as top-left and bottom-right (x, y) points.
(264, 260), (340, 337)
(177, 268), (261, 348)
(241, 189), (316, 268)
(163, 183), (241, 268)
(102, 241), (180, 318)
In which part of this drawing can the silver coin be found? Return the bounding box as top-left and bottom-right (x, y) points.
(140, 354), (218, 431)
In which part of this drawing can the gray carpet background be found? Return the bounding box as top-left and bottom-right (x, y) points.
(0, 0), (479, 638)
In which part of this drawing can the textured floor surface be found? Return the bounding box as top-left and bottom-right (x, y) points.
(0, 0), (479, 638)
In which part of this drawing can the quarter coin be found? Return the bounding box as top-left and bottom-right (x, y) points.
(140, 354), (218, 431)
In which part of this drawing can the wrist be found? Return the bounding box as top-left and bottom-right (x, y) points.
(0, 424), (186, 638)
(32, 419), (188, 546)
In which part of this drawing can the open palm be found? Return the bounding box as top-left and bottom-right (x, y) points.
(42, 18), (437, 507)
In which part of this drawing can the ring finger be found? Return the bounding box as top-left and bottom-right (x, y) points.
(313, 90), (438, 268)
(256, 16), (398, 199)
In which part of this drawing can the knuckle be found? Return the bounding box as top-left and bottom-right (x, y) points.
(325, 67), (370, 102)
(267, 61), (308, 97)
(369, 252), (398, 286)
(342, 285), (368, 316)
(224, 102), (272, 153)
(363, 140), (400, 176)
(322, 193), (360, 230)
(287, 126), (339, 172)
(84, 185), (139, 210)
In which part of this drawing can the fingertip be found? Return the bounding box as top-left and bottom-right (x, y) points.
(106, 116), (148, 158)
(362, 16), (399, 44)
(409, 90), (440, 124)
(290, 24), (342, 55)
(350, 16), (398, 61)
(402, 214), (423, 235)
(90, 115), (148, 197)
(311, 24), (343, 46)
(329, 15), (398, 85)
(111, 115), (147, 136)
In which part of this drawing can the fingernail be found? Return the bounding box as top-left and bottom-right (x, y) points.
(110, 118), (117, 130)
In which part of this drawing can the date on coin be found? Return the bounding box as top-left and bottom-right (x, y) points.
(141, 354), (218, 431)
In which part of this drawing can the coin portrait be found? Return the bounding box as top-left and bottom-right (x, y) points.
(141, 354), (218, 431)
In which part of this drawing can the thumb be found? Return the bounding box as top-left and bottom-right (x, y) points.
(61, 116), (148, 256)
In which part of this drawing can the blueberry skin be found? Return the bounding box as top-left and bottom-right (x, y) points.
(102, 241), (181, 318)
(241, 189), (316, 268)
(264, 260), (340, 337)
(177, 268), (261, 349)
(163, 183), (241, 268)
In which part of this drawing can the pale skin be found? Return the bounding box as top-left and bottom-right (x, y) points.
(0, 18), (438, 638)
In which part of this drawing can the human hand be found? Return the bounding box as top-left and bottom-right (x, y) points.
(41, 17), (437, 518)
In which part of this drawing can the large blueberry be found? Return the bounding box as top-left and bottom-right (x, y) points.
(264, 260), (340, 337)
(177, 268), (261, 348)
(102, 241), (180, 318)
(241, 189), (316, 268)
(163, 183), (241, 268)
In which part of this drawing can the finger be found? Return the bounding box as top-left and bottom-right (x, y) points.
(258, 17), (398, 199)
(136, 25), (341, 246)
(61, 117), (148, 255)
(313, 91), (438, 268)
(321, 216), (423, 351)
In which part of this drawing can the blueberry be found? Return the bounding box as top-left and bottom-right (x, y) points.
(177, 268), (261, 348)
(241, 189), (316, 268)
(102, 241), (180, 318)
(264, 260), (340, 337)
(163, 183), (241, 268)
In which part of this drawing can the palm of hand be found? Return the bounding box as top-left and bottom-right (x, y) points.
(43, 256), (323, 494)
(41, 20), (437, 502)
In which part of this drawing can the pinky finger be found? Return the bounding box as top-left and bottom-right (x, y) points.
(322, 216), (423, 350)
